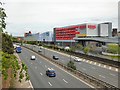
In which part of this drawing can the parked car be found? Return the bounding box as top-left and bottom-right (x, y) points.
(74, 57), (82, 62)
(31, 55), (36, 60)
(53, 55), (59, 60)
(46, 68), (56, 77)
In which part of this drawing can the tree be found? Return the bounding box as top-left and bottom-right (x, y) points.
(2, 32), (14, 54)
(67, 61), (76, 70)
(0, 3), (29, 85)
(83, 46), (90, 55)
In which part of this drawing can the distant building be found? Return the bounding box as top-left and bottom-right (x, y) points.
(24, 31), (53, 43)
(39, 31), (53, 42)
(24, 31), (32, 37)
(112, 28), (117, 37)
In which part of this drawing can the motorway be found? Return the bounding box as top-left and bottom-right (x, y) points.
(24, 44), (119, 88)
(17, 47), (94, 88)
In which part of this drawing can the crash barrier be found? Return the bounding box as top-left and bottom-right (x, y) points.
(23, 45), (119, 90)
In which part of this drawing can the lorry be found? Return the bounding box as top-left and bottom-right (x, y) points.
(16, 46), (22, 53)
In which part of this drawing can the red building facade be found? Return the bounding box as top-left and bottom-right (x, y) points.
(55, 26), (80, 40)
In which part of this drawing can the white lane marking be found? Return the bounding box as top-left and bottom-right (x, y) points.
(104, 65), (106, 68)
(109, 67), (112, 70)
(115, 68), (118, 72)
(40, 73), (43, 75)
(94, 62), (96, 65)
(28, 80), (34, 88)
(83, 59), (85, 61)
(25, 47), (95, 88)
(45, 65), (47, 68)
(63, 79), (68, 83)
(98, 64), (101, 66)
(99, 75), (105, 78)
(110, 73), (116, 76)
(48, 82), (52, 86)
(91, 67), (95, 69)
(90, 61), (92, 64)
(82, 68), (86, 71)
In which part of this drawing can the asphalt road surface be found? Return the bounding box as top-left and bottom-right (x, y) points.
(18, 47), (94, 88)
(24, 44), (119, 88)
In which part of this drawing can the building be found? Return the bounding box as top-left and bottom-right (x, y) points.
(24, 31), (53, 43)
(39, 31), (53, 42)
(112, 28), (117, 37)
(54, 22), (113, 47)
(24, 31), (32, 37)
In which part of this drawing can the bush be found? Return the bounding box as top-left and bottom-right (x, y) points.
(67, 61), (76, 70)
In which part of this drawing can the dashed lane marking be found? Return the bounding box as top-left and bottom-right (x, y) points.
(109, 67), (112, 70)
(110, 73), (116, 76)
(104, 65), (106, 68)
(40, 73), (43, 75)
(94, 62), (96, 65)
(98, 64), (101, 66)
(63, 79), (68, 83)
(115, 68), (118, 72)
(82, 68), (86, 71)
(45, 65), (47, 68)
(48, 82), (52, 86)
(90, 61), (92, 64)
(99, 75), (106, 78)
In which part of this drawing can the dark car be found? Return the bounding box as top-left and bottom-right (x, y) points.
(46, 68), (56, 77)
(53, 55), (59, 60)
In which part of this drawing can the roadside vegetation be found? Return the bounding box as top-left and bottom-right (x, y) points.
(67, 61), (76, 70)
(0, 3), (29, 88)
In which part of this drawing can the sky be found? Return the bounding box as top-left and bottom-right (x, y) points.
(1, 0), (119, 36)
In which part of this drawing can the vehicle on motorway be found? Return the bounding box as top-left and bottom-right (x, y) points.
(16, 46), (22, 53)
(38, 48), (42, 52)
(53, 55), (59, 60)
(64, 46), (70, 50)
(46, 68), (56, 77)
(31, 55), (36, 60)
(74, 57), (82, 62)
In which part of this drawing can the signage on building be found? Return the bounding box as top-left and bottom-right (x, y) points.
(88, 25), (96, 29)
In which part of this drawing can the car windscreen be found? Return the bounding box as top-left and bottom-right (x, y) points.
(49, 70), (55, 73)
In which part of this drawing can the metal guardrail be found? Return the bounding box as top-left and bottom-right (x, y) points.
(22, 45), (119, 90)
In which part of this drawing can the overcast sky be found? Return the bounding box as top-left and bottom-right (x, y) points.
(1, 0), (119, 36)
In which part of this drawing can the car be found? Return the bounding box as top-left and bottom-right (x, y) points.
(46, 68), (56, 77)
(64, 46), (70, 50)
(74, 57), (82, 62)
(53, 55), (59, 60)
(38, 49), (42, 52)
(31, 55), (36, 60)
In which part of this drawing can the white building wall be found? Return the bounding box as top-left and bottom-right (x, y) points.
(86, 24), (98, 36)
(39, 31), (53, 42)
(99, 24), (108, 36)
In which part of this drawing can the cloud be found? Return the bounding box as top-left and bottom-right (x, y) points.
(2, 0), (119, 35)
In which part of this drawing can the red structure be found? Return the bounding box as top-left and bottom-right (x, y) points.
(55, 26), (80, 40)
